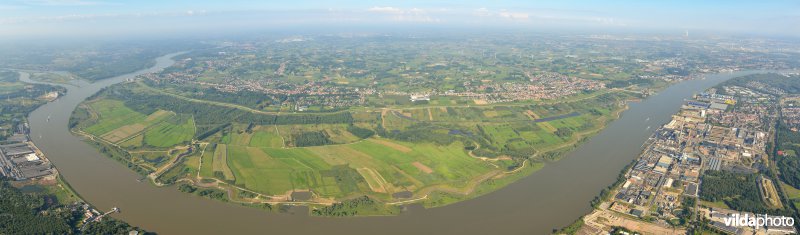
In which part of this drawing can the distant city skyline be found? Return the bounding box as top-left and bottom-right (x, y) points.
(1, 0), (798, 39)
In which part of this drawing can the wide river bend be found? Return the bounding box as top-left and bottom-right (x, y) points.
(23, 53), (777, 234)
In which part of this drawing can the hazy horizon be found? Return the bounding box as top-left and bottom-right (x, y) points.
(2, 2), (800, 235)
(1, 0), (798, 40)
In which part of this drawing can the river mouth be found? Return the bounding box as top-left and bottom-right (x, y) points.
(24, 53), (780, 234)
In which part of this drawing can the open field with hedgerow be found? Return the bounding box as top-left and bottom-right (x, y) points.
(71, 81), (633, 215)
(75, 98), (196, 171)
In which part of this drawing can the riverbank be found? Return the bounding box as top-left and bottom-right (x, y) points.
(0, 71), (147, 234)
(27, 50), (774, 234)
(67, 67), (638, 214)
(559, 70), (799, 235)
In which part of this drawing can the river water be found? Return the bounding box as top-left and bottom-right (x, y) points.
(23, 53), (774, 234)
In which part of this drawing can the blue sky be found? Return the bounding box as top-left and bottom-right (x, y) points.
(1, 0), (798, 39)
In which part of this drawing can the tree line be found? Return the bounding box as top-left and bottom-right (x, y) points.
(775, 122), (800, 188)
(103, 85), (354, 139)
(292, 131), (333, 147)
(311, 196), (379, 217)
(0, 180), (150, 234)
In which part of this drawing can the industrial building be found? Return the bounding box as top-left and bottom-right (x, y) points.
(0, 143), (54, 180)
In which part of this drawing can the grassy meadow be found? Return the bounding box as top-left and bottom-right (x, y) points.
(73, 84), (630, 215)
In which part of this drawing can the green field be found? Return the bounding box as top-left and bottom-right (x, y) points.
(81, 98), (197, 149)
(73, 82), (629, 215)
(229, 147), (287, 192)
(248, 127), (284, 148)
(118, 134), (144, 148)
(212, 144), (235, 181)
(78, 93), (620, 197)
(84, 99), (147, 135)
(213, 135), (496, 198)
(84, 99), (183, 147)
(780, 181), (800, 200)
(199, 144), (216, 178)
(144, 115), (195, 147)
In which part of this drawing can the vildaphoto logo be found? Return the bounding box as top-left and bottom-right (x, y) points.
(723, 213), (795, 229)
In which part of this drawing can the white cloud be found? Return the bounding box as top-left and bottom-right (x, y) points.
(366, 6), (441, 23)
(498, 11), (529, 20)
(474, 8), (530, 21)
(367, 6), (403, 14)
(473, 7), (628, 25)
(474, 8), (492, 17)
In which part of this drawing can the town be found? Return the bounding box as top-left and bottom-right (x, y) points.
(576, 73), (800, 235)
(135, 35), (798, 114)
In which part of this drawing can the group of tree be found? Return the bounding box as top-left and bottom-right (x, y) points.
(718, 73), (800, 95)
(292, 131), (333, 147)
(346, 125), (375, 139)
(0, 181), (73, 234)
(774, 122), (800, 188)
(82, 218), (153, 235)
(311, 196), (378, 217)
(379, 123), (456, 146)
(145, 80), (285, 109)
(177, 183), (227, 201)
(93, 141), (152, 176)
(606, 78), (654, 88)
(178, 183), (198, 193)
(699, 170), (790, 215)
(103, 84), (355, 139)
(0, 180), (149, 234)
(676, 196), (696, 226)
(554, 127), (574, 138)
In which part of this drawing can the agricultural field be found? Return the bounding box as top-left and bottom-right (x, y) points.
(74, 36), (639, 215)
(248, 126), (284, 148)
(143, 115), (195, 147)
(83, 99), (150, 136)
(199, 144), (216, 178)
(212, 144), (235, 181)
(206, 135), (495, 199)
(780, 181), (800, 213)
(75, 98), (201, 174)
(82, 99), (196, 148)
(72, 64), (633, 216)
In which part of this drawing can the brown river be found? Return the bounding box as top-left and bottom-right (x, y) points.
(23, 53), (775, 234)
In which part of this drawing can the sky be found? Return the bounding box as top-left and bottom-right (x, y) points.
(1, 0), (798, 39)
